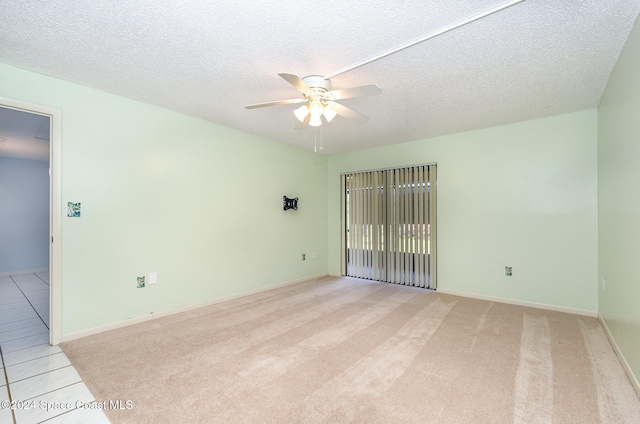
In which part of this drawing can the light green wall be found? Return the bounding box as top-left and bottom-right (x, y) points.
(598, 13), (640, 385)
(328, 110), (599, 313)
(0, 64), (328, 336)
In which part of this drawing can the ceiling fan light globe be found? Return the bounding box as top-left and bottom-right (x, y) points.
(323, 106), (337, 123)
(308, 100), (324, 118)
(293, 105), (309, 122)
(309, 115), (322, 127)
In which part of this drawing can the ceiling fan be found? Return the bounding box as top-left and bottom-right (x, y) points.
(245, 73), (381, 128)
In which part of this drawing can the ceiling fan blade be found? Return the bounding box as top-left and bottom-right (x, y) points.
(330, 102), (370, 124)
(245, 98), (307, 109)
(327, 84), (381, 100)
(278, 73), (311, 93)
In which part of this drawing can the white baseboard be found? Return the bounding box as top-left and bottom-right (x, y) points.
(0, 268), (48, 278)
(61, 273), (329, 343)
(598, 315), (640, 399)
(436, 288), (598, 317)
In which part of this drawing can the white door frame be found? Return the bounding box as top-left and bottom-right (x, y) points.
(1, 96), (62, 345)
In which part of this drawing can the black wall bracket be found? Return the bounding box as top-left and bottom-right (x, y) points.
(283, 196), (298, 211)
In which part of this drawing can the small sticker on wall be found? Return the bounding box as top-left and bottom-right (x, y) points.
(137, 276), (146, 288)
(67, 202), (81, 217)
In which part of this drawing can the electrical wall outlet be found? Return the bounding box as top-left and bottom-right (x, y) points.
(149, 272), (158, 285)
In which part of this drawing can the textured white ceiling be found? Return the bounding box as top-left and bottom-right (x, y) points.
(1, 0), (639, 155)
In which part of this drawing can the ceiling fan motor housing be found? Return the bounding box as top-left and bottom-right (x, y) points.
(302, 75), (331, 92)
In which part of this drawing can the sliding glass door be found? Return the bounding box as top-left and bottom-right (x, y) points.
(341, 164), (437, 289)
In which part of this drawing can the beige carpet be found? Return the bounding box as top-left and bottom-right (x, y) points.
(61, 276), (640, 423)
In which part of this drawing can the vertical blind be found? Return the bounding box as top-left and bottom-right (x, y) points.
(341, 164), (437, 289)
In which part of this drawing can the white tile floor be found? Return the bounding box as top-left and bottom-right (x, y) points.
(0, 272), (110, 424)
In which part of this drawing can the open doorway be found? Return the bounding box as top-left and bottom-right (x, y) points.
(0, 97), (62, 345)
